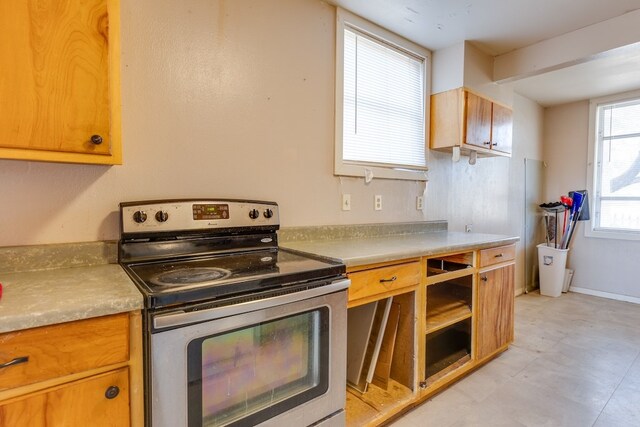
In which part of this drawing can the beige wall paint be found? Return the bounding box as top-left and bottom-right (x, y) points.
(0, 0), (544, 289)
(0, 0), (426, 246)
(544, 101), (640, 298)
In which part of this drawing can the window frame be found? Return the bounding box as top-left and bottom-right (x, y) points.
(586, 89), (640, 241)
(334, 8), (431, 181)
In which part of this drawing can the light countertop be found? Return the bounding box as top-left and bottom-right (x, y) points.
(281, 231), (519, 267)
(0, 264), (143, 334)
(0, 229), (517, 334)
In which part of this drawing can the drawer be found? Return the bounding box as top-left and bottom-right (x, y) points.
(348, 261), (420, 303)
(0, 314), (129, 391)
(479, 244), (516, 268)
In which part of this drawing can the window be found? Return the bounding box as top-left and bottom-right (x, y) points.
(335, 9), (430, 181)
(587, 90), (640, 240)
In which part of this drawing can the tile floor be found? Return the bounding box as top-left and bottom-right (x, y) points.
(391, 291), (640, 427)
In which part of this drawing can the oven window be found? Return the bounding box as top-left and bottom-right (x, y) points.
(187, 308), (329, 426)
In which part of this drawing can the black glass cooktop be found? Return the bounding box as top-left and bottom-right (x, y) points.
(123, 248), (345, 309)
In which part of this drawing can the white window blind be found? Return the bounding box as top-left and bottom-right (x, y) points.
(593, 97), (640, 233)
(340, 25), (427, 172)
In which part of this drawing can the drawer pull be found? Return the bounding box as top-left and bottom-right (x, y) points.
(105, 385), (120, 399)
(0, 356), (29, 369)
(379, 276), (397, 283)
(480, 276), (488, 282)
(494, 253), (504, 258)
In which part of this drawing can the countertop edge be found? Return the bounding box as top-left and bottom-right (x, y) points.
(344, 237), (519, 267)
(281, 234), (520, 268)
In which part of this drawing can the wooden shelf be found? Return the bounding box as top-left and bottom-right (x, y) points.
(426, 267), (473, 285)
(425, 353), (471, 387)
(426, 289), (472, 334)
(346, 379), (414, 426)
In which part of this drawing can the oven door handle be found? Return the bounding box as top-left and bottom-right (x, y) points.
(153, 278), (350, 330)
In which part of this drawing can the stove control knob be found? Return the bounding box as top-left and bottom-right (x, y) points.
(133, 210), (147, 224)
(263, 208), (274, 219)
(249, 209), (260, 219)
(155, 211), (169, 222)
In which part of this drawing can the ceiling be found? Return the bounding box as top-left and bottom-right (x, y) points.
(330, 0), (640, 106)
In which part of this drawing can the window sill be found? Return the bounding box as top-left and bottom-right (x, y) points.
(585, 225), (640, 241)
(334, 162), (428, 181)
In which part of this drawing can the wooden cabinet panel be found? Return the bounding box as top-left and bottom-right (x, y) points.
(491, 103), (513, 154)
(430, 89), (463, 150)
(464, 92), (492, 149)
(0, 314), (129, 391)
(479, 244), (516, 268)
(0, 368), (129, 427)
(476, 264), (515, 360)
(0, 0), (121, 164)
(348, 262), (420, 305)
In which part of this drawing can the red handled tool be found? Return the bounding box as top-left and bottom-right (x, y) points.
(560, 196), (572, 240)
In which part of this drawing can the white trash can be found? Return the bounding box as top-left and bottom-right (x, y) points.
(537, 243), (569, 297)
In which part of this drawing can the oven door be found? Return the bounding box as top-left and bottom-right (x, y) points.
(149, 279), (349, 427)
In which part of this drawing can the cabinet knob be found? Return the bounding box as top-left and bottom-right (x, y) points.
(483, 141), (491, 145)
(379, 276), (397, 283)
(105, 386), (120, 399)
(480, 276), (488, 282)
(494, 253), (504, 258)
(90, 135), (103, 145)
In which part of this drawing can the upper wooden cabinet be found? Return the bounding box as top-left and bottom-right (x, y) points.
(430, 88), (513, 157)
(0, 0), (121, 165)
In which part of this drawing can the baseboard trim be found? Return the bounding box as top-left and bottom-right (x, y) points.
(570, 286), (640, 305)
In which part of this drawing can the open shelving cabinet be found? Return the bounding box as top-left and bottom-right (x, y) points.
(342, 243), (515, 425)
(345, 290), (417, 426)
(423, 252), (475, 388)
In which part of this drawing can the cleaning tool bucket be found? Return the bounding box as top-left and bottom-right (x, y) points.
(537, 243), (569, 297)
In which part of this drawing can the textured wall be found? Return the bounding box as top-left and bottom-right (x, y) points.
(0, 0), (543, 292)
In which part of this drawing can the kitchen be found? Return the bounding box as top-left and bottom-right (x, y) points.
(1, 0), (640, 426)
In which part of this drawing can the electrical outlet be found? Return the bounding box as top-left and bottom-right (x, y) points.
(342, 194), (351, 211)
(416, 196), (424, 210)
(465, 224), (473, 233)
(374, 195), (382, 211)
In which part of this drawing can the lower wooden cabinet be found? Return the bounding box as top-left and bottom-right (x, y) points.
(0, 368), (129, 427)
(345, 261), (419, 426)
(476, 263), (515, 360)
(343, 245), (516, 426)
(0, 312), (143, 427)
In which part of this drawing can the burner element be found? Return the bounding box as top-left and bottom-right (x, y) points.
(150, 267), (231, 286)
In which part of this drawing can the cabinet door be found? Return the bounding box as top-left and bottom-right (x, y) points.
(0, 0), (119, 164)
(491, 103), (513, 154)
(464, 92), (492, 149)
(476, 264), (515, 360)
(0, 368), (129, 427)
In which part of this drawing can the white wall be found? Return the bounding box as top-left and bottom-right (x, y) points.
(0, 0), (544, 293)
(544, 101), (640, 299)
